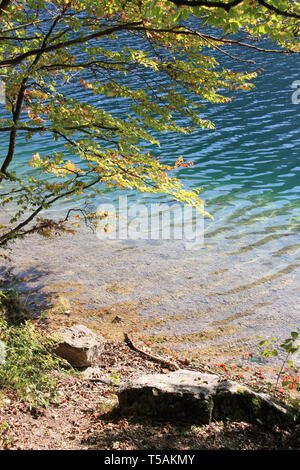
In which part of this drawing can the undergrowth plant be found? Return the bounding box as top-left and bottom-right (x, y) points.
(258, 330), (300, 399)
(0, 312), (61, 407)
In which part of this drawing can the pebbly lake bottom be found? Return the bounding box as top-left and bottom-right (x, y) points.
(0, 216), (299, 365)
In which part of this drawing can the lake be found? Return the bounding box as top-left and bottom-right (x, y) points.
(0, 37), (299, 360)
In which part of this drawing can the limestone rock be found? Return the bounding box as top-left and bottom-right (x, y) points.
(118, 369), (294, 427)
(54, 324), (104, 368)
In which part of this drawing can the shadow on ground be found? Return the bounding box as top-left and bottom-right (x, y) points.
(0, 265), (53, 323)
(81, 413), (300, 450)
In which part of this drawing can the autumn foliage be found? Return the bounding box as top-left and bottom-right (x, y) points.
(0, 0), (299, 245)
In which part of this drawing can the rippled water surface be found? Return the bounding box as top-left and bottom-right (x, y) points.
(1, 44), (299, 357)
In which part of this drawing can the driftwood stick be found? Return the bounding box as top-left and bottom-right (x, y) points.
(124, 332), (180, 371)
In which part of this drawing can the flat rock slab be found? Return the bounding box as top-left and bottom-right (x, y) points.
(54, 324), (104, 368)
(118, 370), (295, 427)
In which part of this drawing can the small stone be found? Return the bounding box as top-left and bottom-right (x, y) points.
(54, 324), (105, 368)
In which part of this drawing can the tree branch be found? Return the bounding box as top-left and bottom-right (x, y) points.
(170, 0), (243, 11)
(0, 176), (102, 246)
(135, 25), (299, 54)
(169, 0), (300, 19)
(0, 21), (143, 68)
(0, 82), (26, 180)
(0, 12), (66, 181)
(257, 0), (300, 19)
(0, 123), (119, 133)
(0, 0), (11, 17)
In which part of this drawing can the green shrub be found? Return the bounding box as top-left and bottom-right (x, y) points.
(0, 317), (61, 407)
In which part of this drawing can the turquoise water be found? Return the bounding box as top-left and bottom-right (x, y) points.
(6, 47), (299, 261)
(1, 44), (299, 226)
(0, 41), (299, 353)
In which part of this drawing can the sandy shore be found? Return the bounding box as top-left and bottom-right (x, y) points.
(1, 220), (299, 364)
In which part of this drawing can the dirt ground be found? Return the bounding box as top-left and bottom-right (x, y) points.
(1, 339), (300, 450)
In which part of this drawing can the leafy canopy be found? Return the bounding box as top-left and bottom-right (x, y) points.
(0, 0), (299, 245)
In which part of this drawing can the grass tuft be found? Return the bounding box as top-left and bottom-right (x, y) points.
(0, 291), (61, 407)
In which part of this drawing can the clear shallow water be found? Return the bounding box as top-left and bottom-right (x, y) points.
(0, 42), (299, 357)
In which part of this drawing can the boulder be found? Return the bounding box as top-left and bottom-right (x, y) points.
(118, 369), (295, 427)
(54, 324), (104, 368)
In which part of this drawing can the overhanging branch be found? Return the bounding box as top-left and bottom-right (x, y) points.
(0, 21), (143, 68)
(169, 0), (300, 19)
(0, 0), (11, 17)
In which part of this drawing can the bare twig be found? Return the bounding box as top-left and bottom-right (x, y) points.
(124, 332), (180, 371)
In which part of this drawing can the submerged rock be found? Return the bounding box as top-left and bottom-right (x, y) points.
(54, 324), (104, 368)
(118, 369), (295, 427)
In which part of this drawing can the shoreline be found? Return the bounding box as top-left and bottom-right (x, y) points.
(1, 223), (299, 366)
(0, 337), (298, 450)
(1, 227), (299, 450)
